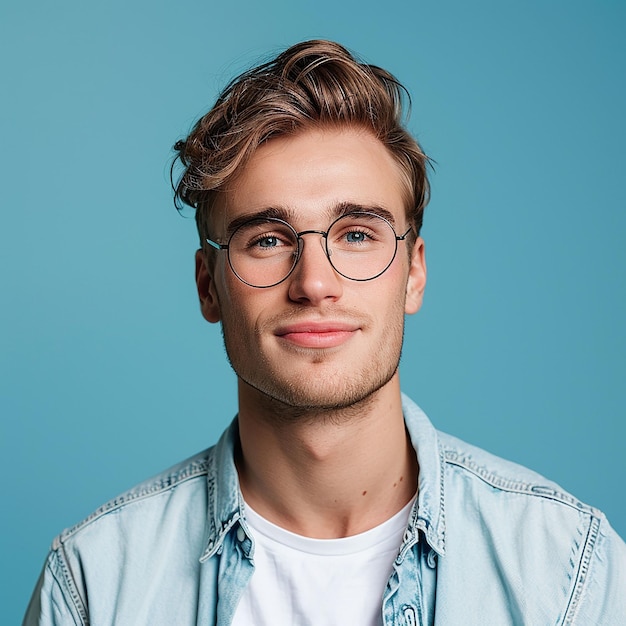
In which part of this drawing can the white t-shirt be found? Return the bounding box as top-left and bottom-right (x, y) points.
(232, 497), (415, 626)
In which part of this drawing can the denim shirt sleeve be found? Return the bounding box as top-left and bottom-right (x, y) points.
(23, 549), (85, 626)
(569, 516), (626, 624)
(22, 425), (246, 626)
(401, 395), (626, 625)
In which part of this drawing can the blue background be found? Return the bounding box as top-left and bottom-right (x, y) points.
(2, 0), (624, 621)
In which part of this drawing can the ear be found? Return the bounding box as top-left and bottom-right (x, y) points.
(405, 237), (427, 315)
(195, 249), (221, 323)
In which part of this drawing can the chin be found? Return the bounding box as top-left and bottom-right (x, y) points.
(239, 363), (400, 421)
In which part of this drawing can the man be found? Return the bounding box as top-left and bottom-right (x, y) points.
(24, 40), (626, 625)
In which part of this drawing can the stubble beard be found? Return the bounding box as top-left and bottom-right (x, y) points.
(220, 310), (406, 424)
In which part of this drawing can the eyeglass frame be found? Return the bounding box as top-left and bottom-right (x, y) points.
(205, 211), (413, 289)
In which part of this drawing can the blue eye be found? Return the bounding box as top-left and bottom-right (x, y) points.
(258, 236), (279, 248)
(345, 231), (367, 243)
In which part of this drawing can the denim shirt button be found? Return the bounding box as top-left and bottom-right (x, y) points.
(236, 526), (246, 542)
(427, 548), (437, 568)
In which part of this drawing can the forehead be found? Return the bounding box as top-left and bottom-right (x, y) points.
(212, 127), (408, 232)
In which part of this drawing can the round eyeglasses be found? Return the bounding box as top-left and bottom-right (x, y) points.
(206, 211), (412, 289)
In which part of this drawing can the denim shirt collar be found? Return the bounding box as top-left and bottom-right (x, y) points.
(402, 393), (446, 556)
(200, 418), (245, 562)
(200, 395), (446, 561)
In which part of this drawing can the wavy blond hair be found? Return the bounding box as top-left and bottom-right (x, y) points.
(172, 40), (431, 243)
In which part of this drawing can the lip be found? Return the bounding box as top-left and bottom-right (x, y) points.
(275, 321), (360, 348)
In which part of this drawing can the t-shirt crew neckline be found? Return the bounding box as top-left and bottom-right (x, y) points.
(242, 494), (417, 557)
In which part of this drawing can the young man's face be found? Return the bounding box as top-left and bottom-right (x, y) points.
(196, 127), (426, 411)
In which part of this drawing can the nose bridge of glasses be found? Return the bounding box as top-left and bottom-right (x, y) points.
(295, 229), (330, 258)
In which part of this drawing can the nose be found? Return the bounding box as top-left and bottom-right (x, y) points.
(287, 232), (343, 305)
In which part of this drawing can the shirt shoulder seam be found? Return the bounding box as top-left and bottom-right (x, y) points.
(55, 452), (213, 545)
(442, 447), (599, 515)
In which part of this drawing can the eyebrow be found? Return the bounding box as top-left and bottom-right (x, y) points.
(224, 202), (398, 238)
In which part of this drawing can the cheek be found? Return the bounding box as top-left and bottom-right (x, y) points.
(216, 258), (248, 310)
(360, 274), (408, 329)
(385, 258), (411, 298)
(219, 278), (274, 335)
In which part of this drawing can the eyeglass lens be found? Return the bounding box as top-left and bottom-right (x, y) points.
(227, 213), (400, 288)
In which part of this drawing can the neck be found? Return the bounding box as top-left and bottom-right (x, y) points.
(235, 374), (418, 538)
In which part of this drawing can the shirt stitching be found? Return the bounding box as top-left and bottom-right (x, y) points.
(443, 450), (597, 514)
(57, 456), (211, 543)
(562, 516), (601, 625)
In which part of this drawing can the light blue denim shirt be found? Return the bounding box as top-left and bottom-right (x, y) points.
(24, 395), (626, 625)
